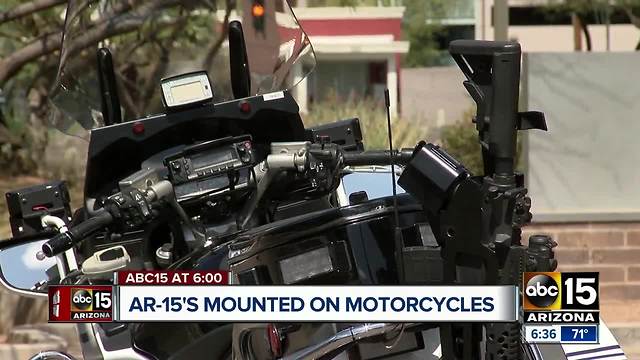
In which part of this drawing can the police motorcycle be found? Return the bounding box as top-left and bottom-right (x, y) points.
(0, 0), (610, 359)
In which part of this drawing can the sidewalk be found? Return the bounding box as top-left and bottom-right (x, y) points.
(602, 301), (640, 359)
(610, 325), (640, 360)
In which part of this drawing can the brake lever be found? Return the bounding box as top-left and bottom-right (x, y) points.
(81, 246), (131, 278)
(31, 279), (48, 292)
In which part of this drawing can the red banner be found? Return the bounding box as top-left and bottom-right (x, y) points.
(48, 285), (113, 323)
(116, 270), (229, 285)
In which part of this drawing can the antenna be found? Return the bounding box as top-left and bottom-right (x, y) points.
(385, 89), (404, 282)
(385, 88), (406, 348)
(385, 90), (399, 226)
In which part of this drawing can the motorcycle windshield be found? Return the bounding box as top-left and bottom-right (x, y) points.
(49, 0), (315, 139)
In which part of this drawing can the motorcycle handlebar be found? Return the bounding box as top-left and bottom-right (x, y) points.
(42, 210), (113, 258)
(342, 149), (414, 167)
(41, 180), (174, 258)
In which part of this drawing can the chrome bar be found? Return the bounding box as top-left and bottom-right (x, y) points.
(29, 351), (76, 360)
(279, 323), (412, 360)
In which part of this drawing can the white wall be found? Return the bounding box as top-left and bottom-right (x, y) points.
(400, 67), (473, 125)
(523, 52), (640, 222)
(486, 24), (640, 52)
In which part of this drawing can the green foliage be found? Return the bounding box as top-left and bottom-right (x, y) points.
(547, 0), (608, 11)
(0, 138), (37, 176)
(402, 0), (453, 67)
(307, 0), (358, 5)
(302, 0), (454, 67)
(1, 1), (68, 175)
(0, 1), (232, 176)
(402, 23), (444, 68)
(440, 117), (483, 175)
(440, 109), (523, 176)
(306, 0), (386, 6)
(545, 0), (637, 16)
(303, 94), (430, 150)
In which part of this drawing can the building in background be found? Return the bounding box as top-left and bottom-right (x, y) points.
(289, 1), (479, 117)
(292, 7), (409, 116)
(425, 0), (476, 65)
(476, 0), (640, 52)
(400, 0), (476, 125)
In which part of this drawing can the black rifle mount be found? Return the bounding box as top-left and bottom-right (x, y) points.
(398, 40), (553, 360)
(449, 40), (547, 180)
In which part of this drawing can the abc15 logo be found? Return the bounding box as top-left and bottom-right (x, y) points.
(71, 288), (112, 312)
(523, 272), (599, 311)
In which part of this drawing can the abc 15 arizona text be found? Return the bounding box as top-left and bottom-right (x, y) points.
(523, 272), (599, 325)
(49, 285), (113, 322)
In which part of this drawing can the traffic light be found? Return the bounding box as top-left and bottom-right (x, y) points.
(251, 0), (265, 34)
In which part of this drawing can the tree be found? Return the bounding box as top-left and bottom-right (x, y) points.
(402, 0), (452, 67)
(545, 0), (639, 51)
(402, 20), (444, 67)
(0, 0), (234, 335)
(0, 0), (231, 175)
(615, 0), (640, 49)
(545, 0), (640, 51)
(546, 0), (602, 51)
(306, 0), (381, 6)
(0, 0), (67, 174)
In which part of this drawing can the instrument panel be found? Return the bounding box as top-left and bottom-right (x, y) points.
(164, 136), (255, 203)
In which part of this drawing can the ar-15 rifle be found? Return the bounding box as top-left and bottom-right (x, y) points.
(397, 40), (555, 359)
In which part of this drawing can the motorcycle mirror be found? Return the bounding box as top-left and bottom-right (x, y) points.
(0, 238), (57, 298)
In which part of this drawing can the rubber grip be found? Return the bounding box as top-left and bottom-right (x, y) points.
(71, 211), (113, 239)
(41, 232), (74, 258)
(343, 149), (413, 167)
(42, 211), (113, 257)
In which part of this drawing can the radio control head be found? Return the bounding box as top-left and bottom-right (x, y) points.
(163, 136), (255, 204)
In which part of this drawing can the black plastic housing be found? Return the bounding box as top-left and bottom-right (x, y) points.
(97, 47), (122, 126)
(226, 194), (424, 287)
(228, 20), (251, 99)
(306, 118), (364, 152)
(83, 91), (305, 201)
(449, 40), (521, 178)
(6, 181), (72, 239)
(398, 143), (469, 214)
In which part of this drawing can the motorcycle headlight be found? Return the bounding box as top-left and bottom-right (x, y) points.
(279, 247), (333, 285)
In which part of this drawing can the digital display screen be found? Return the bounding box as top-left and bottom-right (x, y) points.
(191, 150), (235, 170)
(170, 81), (205, 103)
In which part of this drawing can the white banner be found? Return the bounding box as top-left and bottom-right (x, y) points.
(116, 285), (518, 322)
